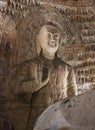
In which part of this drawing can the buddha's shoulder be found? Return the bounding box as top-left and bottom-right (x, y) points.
(55, 58), (71, 67)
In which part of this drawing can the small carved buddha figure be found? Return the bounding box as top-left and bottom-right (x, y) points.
(5, 5), (77, 130)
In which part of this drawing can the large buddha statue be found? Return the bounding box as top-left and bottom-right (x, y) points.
(5, 4), (77, 130)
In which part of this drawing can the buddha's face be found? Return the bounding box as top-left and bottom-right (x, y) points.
(36, 24), (60, 58)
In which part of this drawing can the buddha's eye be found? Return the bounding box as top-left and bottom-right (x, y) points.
(47, 32), (52, 40)
(53, 33), (60, 40)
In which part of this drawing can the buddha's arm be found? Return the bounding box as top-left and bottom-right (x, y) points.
(14, 63), (50, 95)
(14, 77), (49, 94)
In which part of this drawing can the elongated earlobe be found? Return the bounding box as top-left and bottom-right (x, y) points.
(36, 35), (41, 55)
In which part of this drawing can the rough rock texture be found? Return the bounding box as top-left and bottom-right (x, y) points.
(0, 12), (18, 130)
(34, 89), (95, 130)
(0, 0), (95, 130)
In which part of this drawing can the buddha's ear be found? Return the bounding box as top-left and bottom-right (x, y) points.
(36, 34), (41, 56)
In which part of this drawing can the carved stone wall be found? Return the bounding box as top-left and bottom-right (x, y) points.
(0, 11), (18, 130)
(0, 0), (95, 129)
(0, 28), (11, 130)
(59, 4), (95, 94)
